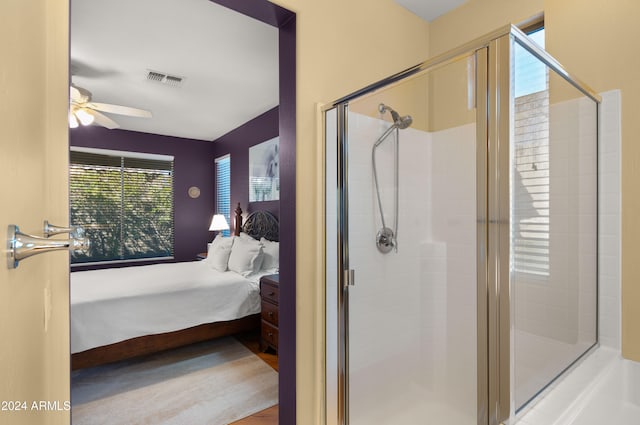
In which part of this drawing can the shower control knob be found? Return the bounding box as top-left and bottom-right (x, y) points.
(376, 227), (395, 254)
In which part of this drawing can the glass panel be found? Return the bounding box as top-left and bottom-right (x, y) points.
(511, 38), (598, 410)
(345, 53), (479, 424)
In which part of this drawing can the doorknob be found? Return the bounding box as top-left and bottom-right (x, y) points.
(7, 224), (90, 269)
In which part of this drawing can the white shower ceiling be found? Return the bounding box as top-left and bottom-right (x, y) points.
(394, 0), (469, 22)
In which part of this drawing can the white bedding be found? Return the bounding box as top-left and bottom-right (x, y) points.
(70, 261), (266, 353)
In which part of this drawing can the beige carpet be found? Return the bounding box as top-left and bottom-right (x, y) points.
(71, 337), (278, 425)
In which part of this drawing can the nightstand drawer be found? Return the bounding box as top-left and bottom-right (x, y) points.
(261, 321), (279, 349)
(261, 300), (279, 325)
(261, 281), (279, 304)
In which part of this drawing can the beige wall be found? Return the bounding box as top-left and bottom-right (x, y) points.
(429, 0), (543, 57)
(270, 1), (430, 422)
(0, 1), (70, 424)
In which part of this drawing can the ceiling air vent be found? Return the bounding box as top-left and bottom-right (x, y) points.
(146, 70), (184, 87)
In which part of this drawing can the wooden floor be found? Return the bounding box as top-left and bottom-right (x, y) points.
(235, 330), (278, 372)
(231, 330), (279, 425)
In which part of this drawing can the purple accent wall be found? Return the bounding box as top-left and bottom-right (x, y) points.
(70, 126), (216, 263)
(211, 106), (280, 223)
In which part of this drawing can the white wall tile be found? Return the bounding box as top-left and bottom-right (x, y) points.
(598, 90), (622, 349)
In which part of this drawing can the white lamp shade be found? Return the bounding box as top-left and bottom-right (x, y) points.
(209, 214), (229, 231)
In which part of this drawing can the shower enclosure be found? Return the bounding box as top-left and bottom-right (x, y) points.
(324, 25), (599, 425)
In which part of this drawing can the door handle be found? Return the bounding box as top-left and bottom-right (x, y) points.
(7, 224), (90, 269)
(43, 220), (85, 239)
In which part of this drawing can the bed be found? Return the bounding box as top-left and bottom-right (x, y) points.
(70, 205), (279, 369)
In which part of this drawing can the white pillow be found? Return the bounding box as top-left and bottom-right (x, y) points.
(228, 236), (264, 277)
(207, 234), (234, 272)
(260, 237), (279, 271)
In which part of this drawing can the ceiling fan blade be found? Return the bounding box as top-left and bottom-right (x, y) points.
(70, 85), (83, 103)
(88, 102), (152, 118)
(70, 84), (91, 103)
(90, 110), (120, 129)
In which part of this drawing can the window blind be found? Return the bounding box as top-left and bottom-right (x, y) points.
(513, 89), (550, 277)
(512, 27), (550, 278)
(70, 150), (174, 264)
(215, 155), (231, 237)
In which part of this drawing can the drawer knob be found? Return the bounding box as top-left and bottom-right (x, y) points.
(268, 291), (275, 296)
(268, 311), (274, 317)
(268, 332), (273, 337)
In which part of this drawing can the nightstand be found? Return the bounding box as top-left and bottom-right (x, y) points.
(260, 274), (279, 353)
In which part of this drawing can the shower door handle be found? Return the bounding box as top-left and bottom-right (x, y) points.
(344, 269), (355, 287)
(7, 224), (90, 269)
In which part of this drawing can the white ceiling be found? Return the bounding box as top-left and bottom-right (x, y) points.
(71, 0), (279, 142)
(394, 0), (469, 22)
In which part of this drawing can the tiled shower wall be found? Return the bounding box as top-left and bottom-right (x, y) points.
(345, 112), (478, 424)
(598, 90), (622, 349)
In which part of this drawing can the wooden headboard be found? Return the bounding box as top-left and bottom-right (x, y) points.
(232, 203), (279, 242)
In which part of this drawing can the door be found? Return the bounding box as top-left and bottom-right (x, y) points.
(0, 1), (70, 424)
(326, 49), (489, 425)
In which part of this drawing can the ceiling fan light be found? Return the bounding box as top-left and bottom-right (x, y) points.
(75, 108), (95, 126)
(68, 111), (79, 128)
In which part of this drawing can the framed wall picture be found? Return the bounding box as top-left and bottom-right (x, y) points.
(249, 137), (279, 202)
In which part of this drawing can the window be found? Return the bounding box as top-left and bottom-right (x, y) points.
(215, 155), (231, 237)
(70, 148), (174, 264)
(513, 27), (550, 277)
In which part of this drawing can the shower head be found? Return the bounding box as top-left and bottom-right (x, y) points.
(378, 103), (412, 129)
(387, 106), (402, 123)
(396, 114), (412, 129)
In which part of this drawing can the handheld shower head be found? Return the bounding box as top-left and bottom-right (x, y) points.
(379, 103), (412, 129)
(396, 115), (412, 129)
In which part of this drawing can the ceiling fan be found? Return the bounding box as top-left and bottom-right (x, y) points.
(69, 84), (152, 129)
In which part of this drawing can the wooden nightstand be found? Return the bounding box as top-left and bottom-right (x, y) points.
(260, 274), (279, 353)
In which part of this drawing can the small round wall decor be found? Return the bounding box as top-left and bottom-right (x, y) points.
(188, 186), (201, 199)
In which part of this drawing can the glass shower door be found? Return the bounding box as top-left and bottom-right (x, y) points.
(339, 51), (486, 425)
(510, 34), (599, 412)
